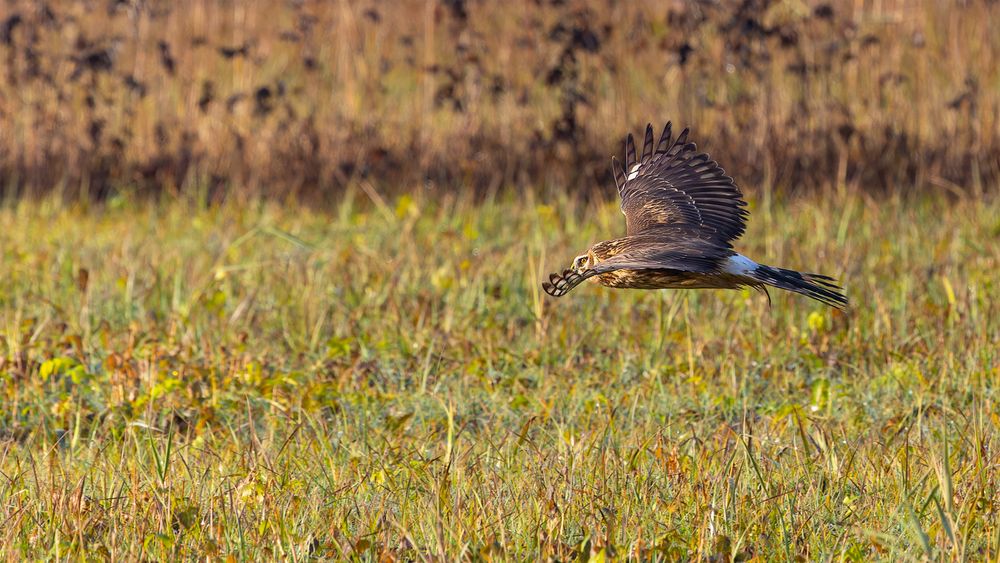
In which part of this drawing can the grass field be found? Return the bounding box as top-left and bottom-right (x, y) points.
(0, 188), (997, 559)
(2, 0), (998, 560)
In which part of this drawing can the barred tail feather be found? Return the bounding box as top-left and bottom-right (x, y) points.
(750, 265), (848, 310)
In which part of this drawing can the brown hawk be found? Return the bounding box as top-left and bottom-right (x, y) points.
(542, 122), (848, 309)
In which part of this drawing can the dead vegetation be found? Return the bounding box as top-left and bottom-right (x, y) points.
(0, 0), (997, 200)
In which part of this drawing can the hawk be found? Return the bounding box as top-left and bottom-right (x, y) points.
(542, 122), (848, 309)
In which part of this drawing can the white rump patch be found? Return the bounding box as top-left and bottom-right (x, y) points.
(626, 163), (642, 181)
(723, 254), (758, 275)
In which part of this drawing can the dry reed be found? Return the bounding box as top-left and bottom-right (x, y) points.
(0, 0), (997, 200)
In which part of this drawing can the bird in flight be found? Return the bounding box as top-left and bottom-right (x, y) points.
(542, 122), (847, 309)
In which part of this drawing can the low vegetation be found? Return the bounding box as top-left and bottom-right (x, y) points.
(1, 188), (997, 559)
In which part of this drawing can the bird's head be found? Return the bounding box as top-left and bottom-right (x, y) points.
(571, 249), (598, 274)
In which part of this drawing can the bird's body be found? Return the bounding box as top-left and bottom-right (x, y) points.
(543, 122), (848, 309)
(586, 232), (733, 289)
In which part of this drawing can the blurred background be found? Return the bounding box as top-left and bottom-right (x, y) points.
(1, 0), (997, 201)
(2, 2), (999, 558)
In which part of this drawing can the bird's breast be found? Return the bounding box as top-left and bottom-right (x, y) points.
(595, 269), (741, 290)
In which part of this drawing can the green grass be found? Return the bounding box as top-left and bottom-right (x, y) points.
(0, 189), (998, 559)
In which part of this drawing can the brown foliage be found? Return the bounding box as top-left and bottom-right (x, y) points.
(0, 0), (997, 200)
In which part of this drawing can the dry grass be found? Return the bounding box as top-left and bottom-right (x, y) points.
(0, 188), (997, 559)
(0, 0), (998, 199)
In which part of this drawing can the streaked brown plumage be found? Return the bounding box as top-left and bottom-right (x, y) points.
(542, 122), (848, 309)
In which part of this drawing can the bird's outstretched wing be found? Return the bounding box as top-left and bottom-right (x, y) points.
(541, 245), (722, 297)
(613, 123), (748, 245)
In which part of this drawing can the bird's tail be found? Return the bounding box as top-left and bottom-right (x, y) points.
(749, 265), (848, 310)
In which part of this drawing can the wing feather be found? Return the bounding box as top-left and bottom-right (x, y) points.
(655, 122), (672, 153)
(617, 122), (747, 244)
(641, 124), (655, 162)
(542, 241), (726, 297)
(611, 156), (625, 191)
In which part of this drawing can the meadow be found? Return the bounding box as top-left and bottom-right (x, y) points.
(0, 188), (997, 559)
(1, 0), (999, 560)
